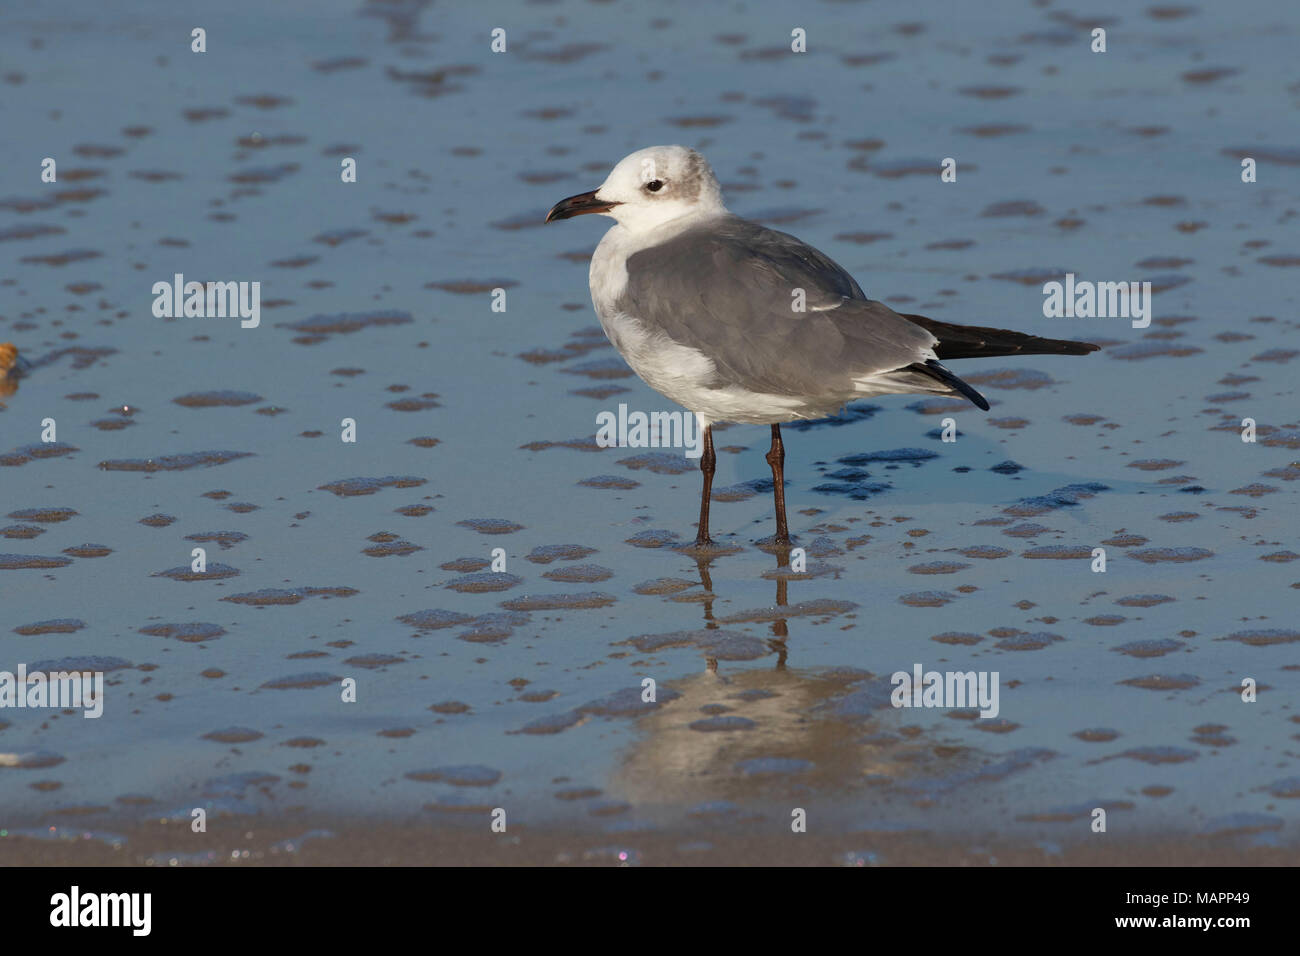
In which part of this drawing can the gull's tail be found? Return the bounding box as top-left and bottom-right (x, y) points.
(901, 313), (1101, 360)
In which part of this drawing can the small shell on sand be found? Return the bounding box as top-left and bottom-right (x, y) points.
(0, 343), (20, 376)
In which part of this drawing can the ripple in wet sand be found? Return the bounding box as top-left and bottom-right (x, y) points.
(155, 563), (239, 582)
(0, 554), (72, 570)
(260, 673), (341, 690)
(14, 619), (86, 635)
(99, 451), (253, 472)
(1119, 674), (1201, 690)
(173, 391), (263, 408)
(318, 476), (425, 497)
(202, 727), (263, 744)
(8, 508), (77, 523)
(445, 572), (522, 593)
(1114, 639), (1183, 658)
(542, 564), (613, 583)
(0, 443), (80, 466)
(63, 544), (112, 558)
(1220, 629), (1299, 647)
(1128, 547), (1213, 564)
(139, 623), (226, 642)
(405, 765), (501, 786)
(1100, 747), (1198, 765)
(500, 592), (616, 611)
(223, 587), (357, 606)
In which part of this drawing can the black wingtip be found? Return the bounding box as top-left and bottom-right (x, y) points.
(900, 313), (1103, 359)
(921, 359), (990, 411)
(1057, 340), (1102, 355)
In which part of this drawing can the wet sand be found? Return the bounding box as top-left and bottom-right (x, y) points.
(1, 0), (1298, 865)
(3, 817), (1296, 867)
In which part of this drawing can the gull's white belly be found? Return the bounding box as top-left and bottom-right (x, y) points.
(597, 309), (829, 426)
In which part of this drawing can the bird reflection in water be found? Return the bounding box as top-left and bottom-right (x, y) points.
(605, 541), (986, 818)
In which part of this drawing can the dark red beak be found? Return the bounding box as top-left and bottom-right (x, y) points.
(545, 190), (619, 223)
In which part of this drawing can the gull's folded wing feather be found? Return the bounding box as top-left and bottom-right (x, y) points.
(617, 216), (938, 399)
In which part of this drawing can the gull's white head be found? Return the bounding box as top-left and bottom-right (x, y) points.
(545, 145), (727, 233)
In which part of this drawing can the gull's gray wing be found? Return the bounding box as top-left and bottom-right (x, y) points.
(617, 215), (939, 398)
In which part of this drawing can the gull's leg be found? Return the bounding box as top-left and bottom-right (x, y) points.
(695, 424), (716, 546)
(766, 424), (790, 546)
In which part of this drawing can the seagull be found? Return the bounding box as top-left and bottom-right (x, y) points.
(545, 145), (1099, 548)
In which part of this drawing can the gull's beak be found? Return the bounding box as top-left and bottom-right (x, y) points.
(545, 190), (619, 223)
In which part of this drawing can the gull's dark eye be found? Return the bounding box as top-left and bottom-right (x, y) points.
(645, 179), (664, 192)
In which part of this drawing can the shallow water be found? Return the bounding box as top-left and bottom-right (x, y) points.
(1, 0), (1297, 864)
